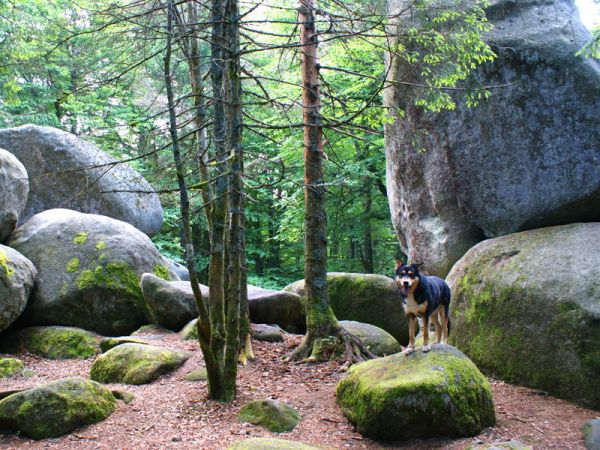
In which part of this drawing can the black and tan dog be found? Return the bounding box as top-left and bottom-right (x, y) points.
(395, 258), (451, 355)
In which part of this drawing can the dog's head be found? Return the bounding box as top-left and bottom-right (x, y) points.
(395, 258), (422, 297)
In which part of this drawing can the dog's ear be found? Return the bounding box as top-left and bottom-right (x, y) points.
(413, 262), (424, 269)
(395, 256), (404, 270)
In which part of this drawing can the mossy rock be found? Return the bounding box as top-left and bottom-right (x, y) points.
(336, 345), (495, 440)
(7, 209), (179, 336)
(582, 419), (600, 450)
(0, 326), (100, 359)
(100, 336), (151, 352)
(0, 377), (116, 439)
(467, 440), (532, 450)
(252, 323), (284, 342)
(228, 438), (320, 450)
(111, 389), (135, 404)
(0, 358), (24, 378)
(185, 368), (208, 382)
(180, 318), (199, 341)
(90, 343), (191, 385)
(447, 223), (600, 409)
(131, 324), (175, 336)
(238, 399), (300, 433)
(339, 320), (401, 356)
(284, 273), (408, 344)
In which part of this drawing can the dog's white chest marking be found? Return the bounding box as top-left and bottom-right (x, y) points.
(403, 294), (428, 316)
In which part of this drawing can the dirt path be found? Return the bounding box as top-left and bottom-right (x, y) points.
(0, 332), (597, 449)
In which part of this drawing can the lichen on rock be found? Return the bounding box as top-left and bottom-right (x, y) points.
(0, 326), (100, 359)
(238, 399), (300, 433)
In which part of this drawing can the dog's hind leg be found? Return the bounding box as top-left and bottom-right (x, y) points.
(422, 315), (431, 352)
(431, 309), (442, 344)
(439, 305), (449, 344)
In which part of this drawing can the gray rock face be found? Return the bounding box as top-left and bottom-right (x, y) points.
(285, 273), (408, 345)
(0, 244), (36, 333)
(252, 323), (284, 342)
(339, 320), (401, 356)
(384, 0), (600, 276)
(248, 285), (305, 333)
(582, 419), (600, 450)
(0, 149), (28, 243)
(141, 273), (203, 331)
(8, 209), (178, 336)
(447, 223), (600, 409)
(0, 125), (163, 236)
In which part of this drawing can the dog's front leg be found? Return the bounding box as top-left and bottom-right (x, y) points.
(422, 315), (431, 352)
(405, 314), (416, 355)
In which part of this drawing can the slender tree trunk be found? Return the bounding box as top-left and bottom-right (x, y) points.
(163, 0), (218, 391)
(288, 0), (374, 364)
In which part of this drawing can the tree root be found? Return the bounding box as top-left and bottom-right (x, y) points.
(286, 326), (375, 365)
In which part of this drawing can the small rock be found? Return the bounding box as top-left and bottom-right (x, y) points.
(228, 437), (320, 449)
(467, 440), (532, 450)
(180, 318), (199, 341)
(339, 320), (401, 356)
(0, 326), (100, 359)
(111, 389), (135, 404)
(185, 368), (208, 382)
(0, 358), (24, 378)
(582, 419), (600, 450)
(252, 324), (284, 342)
(238, 399), (300, 433)
(100, 336), (151, 352)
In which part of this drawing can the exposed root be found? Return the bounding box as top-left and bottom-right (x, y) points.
(286, 326), (375, 365)
(238, 333), (255, 366)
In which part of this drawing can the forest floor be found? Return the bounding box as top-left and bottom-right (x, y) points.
(0, 330), (597, 450)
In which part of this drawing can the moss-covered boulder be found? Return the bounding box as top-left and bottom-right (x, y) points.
(140, 273), (208, 331)
(285, 273), (408, 344)
(447, 223), (600, 409)
(0, 377), (116, 439)
(185, 368), (208, 382)
(228, 438), (320, 450)
(131, 324), (175, 335)
(252, 323), (284, 342)
(0, 326), (100, 359)
(336, 345), (495, 440)
(180, 318), (198, 341)
(99, 336), (151, 352)
(238, 399), (300, 433)
(0, 148), (29, 243)
(90, 343), (191, 385)
(0, 358), (24, 378)
(582, 419), (600, 450)
(8, 209), (179, 336)
(340, 320), (401, 356)
(0, 244), (36, 333)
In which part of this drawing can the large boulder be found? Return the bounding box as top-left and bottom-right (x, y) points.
(248, 285), (304, 333)
(336, 345), (495, 440)
(285, 273), (408, 345)
(0, 377), (116, 439)
(0, 149), (28, 243)
(339, 320), (401, 356)
(0, 326), (100, 359)
(90, 343), (191, 385)
(0, 125), (163, 236)
(8, 209), (178, 336)
(0, 244), (36, 333)
(140, 273), (206, 331)
(384, 0), (600, 276)
(447, 223), (600, 409)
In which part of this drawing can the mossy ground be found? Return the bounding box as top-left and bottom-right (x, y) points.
(238, 399), (300, 433)
(0, 377), (116, 439)
(336, 345), (495, 440)
(228, 438), (319, 450)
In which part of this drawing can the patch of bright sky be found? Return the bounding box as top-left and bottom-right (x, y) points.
(576, 0), (600, 29)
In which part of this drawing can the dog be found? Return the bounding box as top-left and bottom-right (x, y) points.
(395, 258), (451, 355)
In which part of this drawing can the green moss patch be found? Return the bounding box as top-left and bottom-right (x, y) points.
(76, 261), (141, 300)
(228, 438), (320, 450)
(238, 399), (300, 433)
(73, 232), (88, 245)
(185, 368), (208, 382)
(180, 318), (199, 341)
(90, 343), (191, 385)
(0, 326), (100, 359)
(0, 377), (116, 439)
(336, 345), (495, 440)
(152, 264), (171, 280)
(66, 257), (80, 273)
(0, 358), (24, 378)
(100, 336), (150, 353)
(0, 249), (14, 278)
